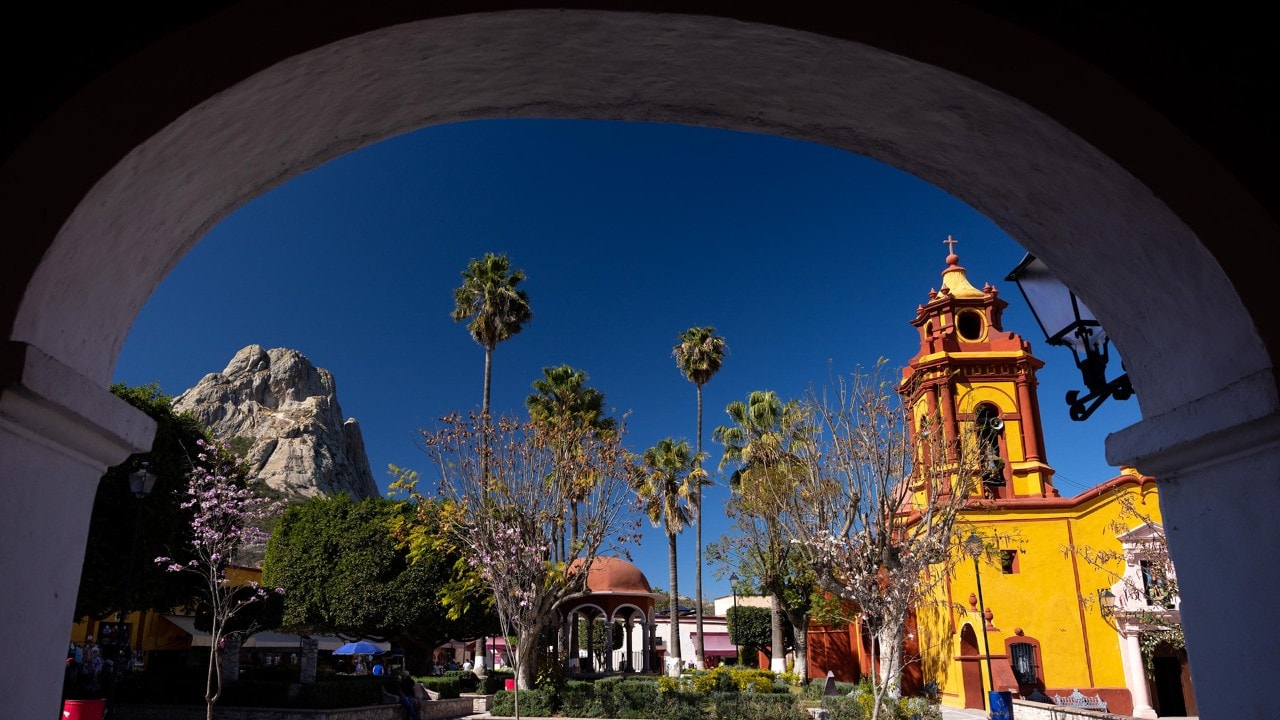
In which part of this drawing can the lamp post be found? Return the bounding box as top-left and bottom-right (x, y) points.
(106, 462), (156, 718)
(963, 532), (1001, 715)
(1006, 253), (1134, 421)
(729, 573), (740, 665)
(1099, 588), (1118, 618)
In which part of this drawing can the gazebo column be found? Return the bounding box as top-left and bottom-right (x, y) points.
(604, 613), (614, 672)
(624, 617), (634, 672)
(585, 615), (595, 672)
(567, 610), (580, 670)
(646, 617), (658, 673)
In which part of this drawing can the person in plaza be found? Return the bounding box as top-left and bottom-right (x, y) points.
(385, 670), (422, 720)
(372, 659), (385, 676)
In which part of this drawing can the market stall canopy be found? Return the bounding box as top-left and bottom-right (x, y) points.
(689, 632), (737, 657)
(160, 614), (367, 651)
(333, 640), (387, 655)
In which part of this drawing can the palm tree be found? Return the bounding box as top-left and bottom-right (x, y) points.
(713, 389), (815, 675)
(672, 325), (726, 669)
(636, 437), (706, 677)
(526, 364), (616, 547)
(452, 253), (533, 419)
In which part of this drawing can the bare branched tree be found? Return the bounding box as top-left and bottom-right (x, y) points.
(771, 361), (983, 719)
(403, 412), (641, 691)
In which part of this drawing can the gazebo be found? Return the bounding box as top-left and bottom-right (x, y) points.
(562, 557), (660, 674)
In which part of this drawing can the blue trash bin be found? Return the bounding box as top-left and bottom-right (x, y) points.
(989, 690), (1014, 719)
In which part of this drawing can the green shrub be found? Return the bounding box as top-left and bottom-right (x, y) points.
(653, 690), (707, 720)
(443, 669), (479, 692)
(821, 694), (868, 720)
(417, 675), (461, 699)
(597, 677), (664, 718)
(481, 670), (514, 695)
(557, 680), (603, 717)
(896, 695), (942, 720)
(711, 691), (808, 720)
(801, 678), (857, 700)
(491, 688), (557, 716)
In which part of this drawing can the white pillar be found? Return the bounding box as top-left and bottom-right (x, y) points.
(1120, 626), (1157, 719)
(0, 343), (154, 720)
(1109, 370), (1280, 720)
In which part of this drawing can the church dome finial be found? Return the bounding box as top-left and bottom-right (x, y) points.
(944, 235), (960, 265)
(938, 235), (985, 299)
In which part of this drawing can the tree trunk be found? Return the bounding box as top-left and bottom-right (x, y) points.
(769, 595), (786, 673)
(785, 608), (809, 682)
(667, 530), (682, 677)
(219, 634), (241, 689)
(481, 345), (493, 484)
(694, 383), (706, 671)
(516, 632), (539, 690)
(877, 616), (903, 700)
(482, 346), (493, 418)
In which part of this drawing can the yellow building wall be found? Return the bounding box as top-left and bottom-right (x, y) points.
(69, 565), (263, 654)
(921, 477), (1161, 707)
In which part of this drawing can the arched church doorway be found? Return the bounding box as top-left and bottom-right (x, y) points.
(959, 625), (984, 710)
(3, 7), (1277, 719)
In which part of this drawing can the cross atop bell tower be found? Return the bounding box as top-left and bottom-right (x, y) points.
(899, 239), (1058, 500)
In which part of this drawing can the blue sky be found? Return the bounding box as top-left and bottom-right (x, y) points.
(112, 118), (1142, 602)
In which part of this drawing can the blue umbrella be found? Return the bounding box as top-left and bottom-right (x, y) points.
(332, 640), (385, 655)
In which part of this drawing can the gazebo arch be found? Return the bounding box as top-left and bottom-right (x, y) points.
(563, 557), (659, 673)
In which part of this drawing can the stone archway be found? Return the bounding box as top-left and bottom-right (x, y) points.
(3, 6), (1277, 718)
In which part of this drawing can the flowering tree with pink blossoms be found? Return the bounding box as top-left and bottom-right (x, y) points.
(156, 438), (283, 720)
(403, 411), (640, 695)
(467, 520), (550, 718)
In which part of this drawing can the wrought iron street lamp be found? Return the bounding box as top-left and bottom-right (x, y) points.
(106, 461), (156, 718)
(963, 532), (997, 711)
(729, 572), (740, 665)
(1098, 589), (1118, 618)
(1006, 253), (1134, 421)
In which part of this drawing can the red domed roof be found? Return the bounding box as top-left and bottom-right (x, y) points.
(570, 556), (653, 594)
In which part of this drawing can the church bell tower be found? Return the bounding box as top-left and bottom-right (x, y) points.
(900, 238), (1058, 500)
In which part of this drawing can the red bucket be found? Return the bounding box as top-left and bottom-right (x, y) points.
(62, 699), (106, 720)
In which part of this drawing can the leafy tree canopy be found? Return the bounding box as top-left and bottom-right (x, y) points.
(726, 605), (792, 655)
(75, 383), (207, 620)
(262, 495), (497, 669)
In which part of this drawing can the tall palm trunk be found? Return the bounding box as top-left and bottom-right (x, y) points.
(481, 345), (493, 482)
(694, 383), (706, 670)
(482, 345), (493, 419)
(667, 528), (682, 677)
(769, 595), (786, 672)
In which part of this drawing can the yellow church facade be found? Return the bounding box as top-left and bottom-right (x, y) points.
(898, 246), (1192, 717)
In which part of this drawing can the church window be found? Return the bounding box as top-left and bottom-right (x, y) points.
(1010, 642), (1038, 685)
(956, 309), (985, 341)
(1141, 559), (1175, 608)
(1000, 550), (1019, 574)
(975, 404), (1005, 489)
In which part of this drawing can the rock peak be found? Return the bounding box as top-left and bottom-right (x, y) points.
(174, 345), (378, 501)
